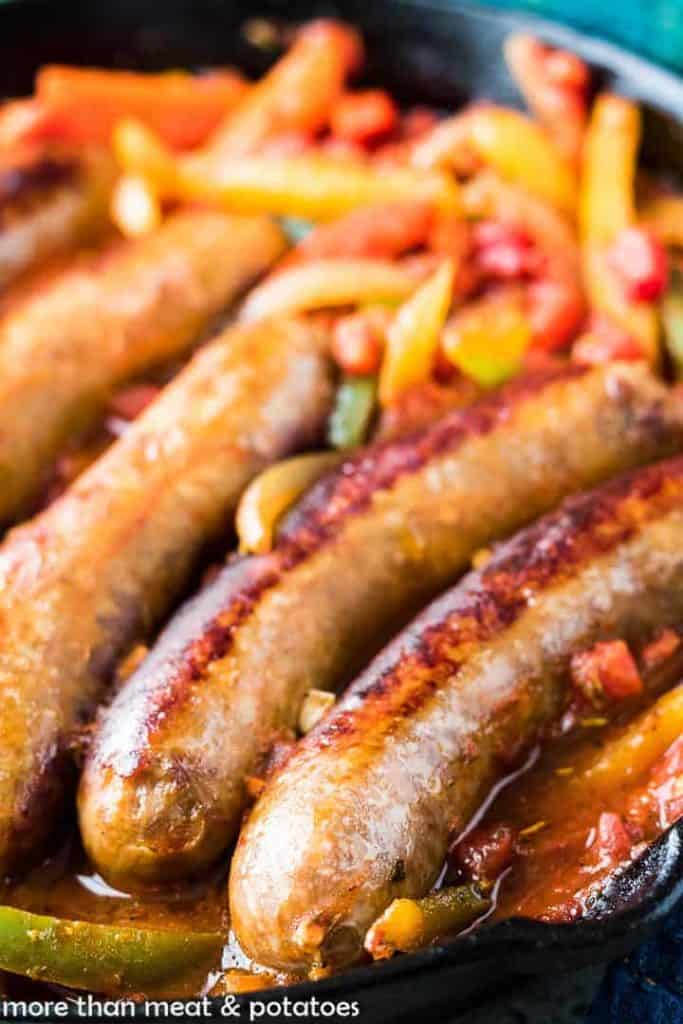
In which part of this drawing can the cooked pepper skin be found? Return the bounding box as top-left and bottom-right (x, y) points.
(0, 145), (114, 289)
(79, 362), (682, 889)
(0, 208), (284, 524)
(230, 455), (683, 971)
(0, 905), (222, 996)
(0, 317), (332, 877)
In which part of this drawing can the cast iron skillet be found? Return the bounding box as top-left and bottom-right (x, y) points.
(1, 1), (683, 1019)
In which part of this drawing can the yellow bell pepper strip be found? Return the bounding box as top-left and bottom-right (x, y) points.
(364, 885), (491, 960)
(579, 94), (659, 363)
(110, 173), (162, 238)
(113, 118), (460, 221)
(183, 152), (459, 221)
(580, 93), (639, 245)
(209, 968), (278, 995)
(0, 906), (222, 996)
(112, 117), (180, 194)
(379, 260), (454, 405)
(327, 375), (377, 449)
(468, 107), (578, 217)
(640, 193), (683, 247)
(442, 288), (532, 388)
(239, 260), (417, 322)
(576, 685), (683, 797)
(662, 266), (683, 378)
(236, 451), (341, 554)
(506, 685), (683, 832)
(414, 106), (577, 216)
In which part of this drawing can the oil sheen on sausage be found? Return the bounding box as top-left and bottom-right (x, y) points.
(0, 145), (115, 289)
(230, 455), (683, 971)
(0, 316), (332, 877)
(0, 207), (284, 523)
(79, 361), (682, 889)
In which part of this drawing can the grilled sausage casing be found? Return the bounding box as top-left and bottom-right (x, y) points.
(0, 145), (114, 289)
(0, 208), (284, 523)
(79, 362), (682, 888)
(0, 316), (331, 876)
(230, 455), (683, 971)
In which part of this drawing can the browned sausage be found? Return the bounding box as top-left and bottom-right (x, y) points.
(79, 361), (682, 889)
(0, 208), (284, 524)
(229, 455), (683, 972)
(0, 144), (114, 288)
(0, 316), (332, 877)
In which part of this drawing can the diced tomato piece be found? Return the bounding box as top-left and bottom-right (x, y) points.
(472, 220), (533, 251)
(641, 628), (681, 672)
(108, 384), (160, 421)
(401, 107), (439, 140)
(472, 221), (538, 281)
(572, 314), (645, 366)
(527, 277), (584, 352)
(590, 812), (633, 866)
(570, 639), (643, 704)
(331, 89), (399, 145)
(607, 227), (669, 303)
(478, 242), (539, 279)
(572, 332), (645, 366)
(320, 136), (369, 163)
(450, 824), (516, 882)
(331, 313), (384, 375)
(260, 131), (314, 157)
(543, 50), (590, 92)
(651, 736), (683, 786)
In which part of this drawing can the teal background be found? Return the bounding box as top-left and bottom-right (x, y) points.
(474, 0), (683, 72)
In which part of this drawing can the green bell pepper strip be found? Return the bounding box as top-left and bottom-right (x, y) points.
(0, 906), (223, 996)
(327, 375), (377, 450)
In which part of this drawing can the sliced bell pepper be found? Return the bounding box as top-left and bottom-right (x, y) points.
(640, 193), (683, 247)
(206, 20), (362, 158)
(327, 375), (378, 449)
(504, 33), (589, 167)
(110, 173), (162, 238)
(580, 93), (640, 244)
(236, 451), (341, 554)
(0, 906), (222, 996)
(442, 289), (532, 387)
(35, 66), (248, 149)
(182, 152), (459, 221)
(662, 266), (683, 378)
(364, 885), (491, 960)
(579, 94), (659, 363)
(379, 260), (454, 405)
(286, 201), (435, 266)
(468, 107), (578, 216)
(240, 260), (417, 322)
(415, 106), (577, 216)
(582, 245), (659, 364)
(113, 118), (460, 221)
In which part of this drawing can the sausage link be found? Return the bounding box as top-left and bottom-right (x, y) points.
(0, 208), (284, 523)
(0, 145), (114, 288)
(79, 362), (682, 889)
(0, 316), (332, 876)
(230, 455), (683, 971)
